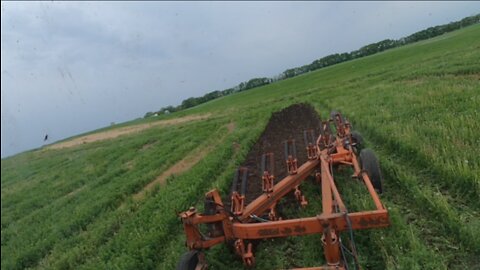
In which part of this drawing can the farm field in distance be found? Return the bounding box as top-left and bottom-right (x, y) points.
(1, 24), (479, 270)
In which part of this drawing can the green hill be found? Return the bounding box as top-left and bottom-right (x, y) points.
(2, 24), (479, 270)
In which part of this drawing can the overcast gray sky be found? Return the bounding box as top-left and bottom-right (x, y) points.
(1, 1), (479, 157)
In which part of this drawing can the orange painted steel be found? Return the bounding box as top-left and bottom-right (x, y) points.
(178, 111), (390, 269)
(231, 210), (389, 240)
(241, 159), (319, 221)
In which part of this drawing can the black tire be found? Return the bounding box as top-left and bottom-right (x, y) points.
(176, 250), (200, 270)
(359, 149), (383, 194)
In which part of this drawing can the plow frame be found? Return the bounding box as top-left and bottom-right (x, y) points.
(179, 112), (390, 270)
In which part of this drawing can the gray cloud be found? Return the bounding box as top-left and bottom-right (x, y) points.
(2, 1), (479, 157)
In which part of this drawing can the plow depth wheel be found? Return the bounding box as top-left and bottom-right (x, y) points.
(176, 250), (202, 270)
(360, 148), (383, 194)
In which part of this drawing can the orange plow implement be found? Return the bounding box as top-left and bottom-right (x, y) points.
(177, 111), (390, 270)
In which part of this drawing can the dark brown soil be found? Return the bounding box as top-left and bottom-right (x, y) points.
(232, 103), (323, 205)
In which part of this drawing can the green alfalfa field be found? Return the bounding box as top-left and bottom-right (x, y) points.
(1, 24), (479, 270)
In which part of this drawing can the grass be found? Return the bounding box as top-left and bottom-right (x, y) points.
(1, 24), (479, 269)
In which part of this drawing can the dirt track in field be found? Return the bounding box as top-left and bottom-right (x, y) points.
(132, 122), (236, 200)
(47, 114), (212, 150)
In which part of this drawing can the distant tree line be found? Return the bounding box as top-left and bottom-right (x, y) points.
(144, 77), (272, 116)
(144, 14), (479, 118)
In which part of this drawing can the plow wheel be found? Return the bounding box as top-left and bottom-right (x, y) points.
(360, 148), (383, 193)
(177, 250), (205, 270)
